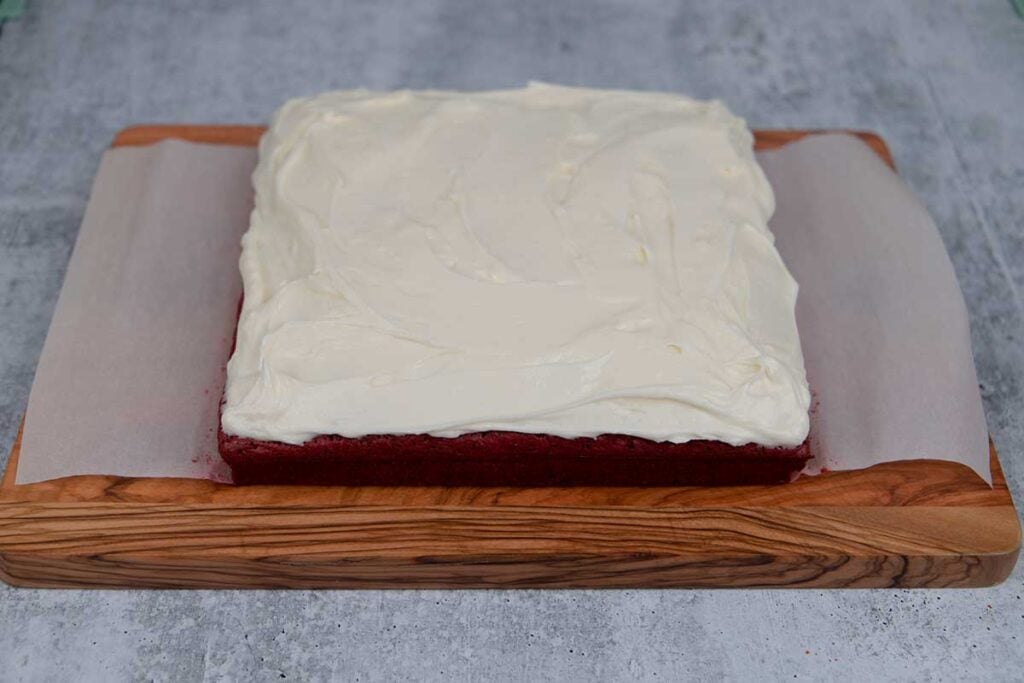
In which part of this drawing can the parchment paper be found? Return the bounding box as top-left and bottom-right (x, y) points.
(15, 134), (991, 485)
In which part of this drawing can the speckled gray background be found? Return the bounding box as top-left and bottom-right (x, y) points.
(1, 1), (1022, 681)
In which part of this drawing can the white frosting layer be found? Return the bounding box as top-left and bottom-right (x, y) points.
(222, 83), (811, 447)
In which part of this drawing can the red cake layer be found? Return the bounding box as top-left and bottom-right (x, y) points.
(218, 429), (811, 487)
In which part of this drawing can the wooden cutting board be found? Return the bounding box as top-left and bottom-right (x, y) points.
(0, 127), (1017, 589)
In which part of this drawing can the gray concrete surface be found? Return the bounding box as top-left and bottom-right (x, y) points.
(1, 1), (1023, 680)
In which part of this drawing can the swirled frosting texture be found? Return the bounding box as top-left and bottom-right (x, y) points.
(222, 83), (811, 446)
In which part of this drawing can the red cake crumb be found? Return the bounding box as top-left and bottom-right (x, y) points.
(218, 428), (810, 487)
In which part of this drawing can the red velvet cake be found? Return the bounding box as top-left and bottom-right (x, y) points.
(219, 430), (810, 487)
(218, 85), (813, 487)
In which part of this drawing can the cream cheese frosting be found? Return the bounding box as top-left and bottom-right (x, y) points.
(222, 83), (811, 447)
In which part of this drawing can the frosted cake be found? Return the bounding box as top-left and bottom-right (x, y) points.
(219, 83), (811, 486)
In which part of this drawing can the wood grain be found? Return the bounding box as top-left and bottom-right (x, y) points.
(0, 126), (1016, 589)
(0, 425), (1012, 509)
(0, 504), (1015, 589)
(113, 124), (266, 149)
(111, 124), (897, 168)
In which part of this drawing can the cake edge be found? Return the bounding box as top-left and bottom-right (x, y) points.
(218, 427), (811, 487)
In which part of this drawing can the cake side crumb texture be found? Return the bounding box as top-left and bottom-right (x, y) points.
(222, 83), (811, 447)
